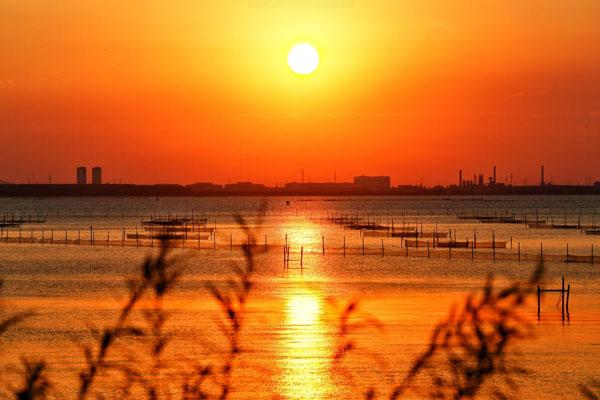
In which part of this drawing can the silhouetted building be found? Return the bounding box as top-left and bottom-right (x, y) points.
(187, 182), (224, 192)
(353, 176), (391, 191)
(77, 167), (87, 185)
(92, 167), (102, 185)
(541, 165), (545, 187)
(224, 182), (266, 191)
(285, 182), (354, 192)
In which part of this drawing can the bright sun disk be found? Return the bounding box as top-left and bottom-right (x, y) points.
(288, 43), (319, 75)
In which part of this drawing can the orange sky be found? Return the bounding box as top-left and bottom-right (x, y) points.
(1, 0), (600, 186)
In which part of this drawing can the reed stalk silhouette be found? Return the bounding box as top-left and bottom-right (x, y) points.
(1, 281), (49, 400)
(334, 263), (544, 399)
(76, 238), (180, 400)
(12, 360), (51, 400)
(581, 380), (600, 400)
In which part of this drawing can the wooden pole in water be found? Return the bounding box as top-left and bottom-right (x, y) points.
(566, 284), (571, 317)
(381, 239), (384, 257)
(90, 226), (93, 245)
(492, 231), (496, 261)
(300, 246), (304, 268)
(537, 285), (541, 321)
(107, 231), (110, 247)
(427, 240), (430, 258)
(322, 235), (325, 255)
(471, 238), (474, 260)
(230, 234), (233, 251)
(561, 277), (565, 321)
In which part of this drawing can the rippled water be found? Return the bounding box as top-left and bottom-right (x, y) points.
(1, 196), (599, 399)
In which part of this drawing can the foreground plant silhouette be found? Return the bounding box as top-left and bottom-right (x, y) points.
(76, 214), (261, 400)
(1, 281), (50, 400)
(335, 263), (544, 399)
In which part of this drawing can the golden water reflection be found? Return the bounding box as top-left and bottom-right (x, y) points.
(278, 286), (333, 399)
(280, 219), (322, 252)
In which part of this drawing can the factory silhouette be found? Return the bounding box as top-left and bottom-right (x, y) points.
(0, 165), (599, 197)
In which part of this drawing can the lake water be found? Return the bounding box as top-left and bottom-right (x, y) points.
(1, 196), (599, 399)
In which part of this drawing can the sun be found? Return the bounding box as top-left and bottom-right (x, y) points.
(287, 43), (319, 75)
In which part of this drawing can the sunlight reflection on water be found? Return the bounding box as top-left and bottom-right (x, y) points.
(279, 285), (333, 399)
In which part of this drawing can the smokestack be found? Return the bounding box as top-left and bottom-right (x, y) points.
(493, 165), (497, 185)
(459, 170), (463, 187)
(541, 165), (545, 187)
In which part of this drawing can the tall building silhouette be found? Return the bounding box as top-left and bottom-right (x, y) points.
(541, 165), (545, 187)
(77, 167), (87, 185)
(92, 167), (102, 185)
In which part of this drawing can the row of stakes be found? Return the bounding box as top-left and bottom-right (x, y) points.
(0, 227), (598, 265)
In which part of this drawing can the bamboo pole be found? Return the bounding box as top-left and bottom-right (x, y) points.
(492, 231), (496, 261)
(566, 284), (571, 317)
(538, 285), (542, 321)
(561, 277), (565, 321)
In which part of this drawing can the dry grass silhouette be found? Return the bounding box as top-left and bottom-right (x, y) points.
(333, 264), (544, 399)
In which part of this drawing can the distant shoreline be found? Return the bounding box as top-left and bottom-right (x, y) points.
(1, 184), (600, 197)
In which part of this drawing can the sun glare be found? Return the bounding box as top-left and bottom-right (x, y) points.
(287, 43), (319, 75)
